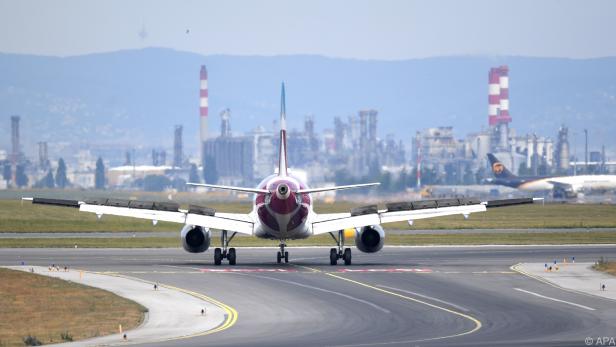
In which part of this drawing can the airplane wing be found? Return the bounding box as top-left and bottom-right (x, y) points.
(23, 197), (254, 235)
(311, 197), (538, 235)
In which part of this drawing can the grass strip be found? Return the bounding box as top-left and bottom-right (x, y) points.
(592, 258), (616, 276)
(3, 200), (616, 233)
(0, 268), (145, 347)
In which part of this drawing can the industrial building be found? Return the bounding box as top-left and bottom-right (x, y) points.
(411, 65), (575, 185)
(2, 63), (611, 195)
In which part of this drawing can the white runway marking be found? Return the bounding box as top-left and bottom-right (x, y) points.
(513, 288), (595, 311)
(338, 268), (432, 273)
(377, 285), (470, 312)
(239, 273), (392, 314)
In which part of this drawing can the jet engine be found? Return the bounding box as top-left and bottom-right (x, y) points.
(355, 225), (385, 253)
(181, 225), (211, 253)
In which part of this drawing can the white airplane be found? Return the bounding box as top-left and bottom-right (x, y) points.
(23, 84), (538, 265)
(487, 153), (616, 196)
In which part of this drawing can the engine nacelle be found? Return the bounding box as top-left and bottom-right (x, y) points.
(355, 225), (385, 253)
(181, 225), (211, 253)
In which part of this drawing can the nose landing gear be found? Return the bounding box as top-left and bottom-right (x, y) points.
(277, 242), (289, 264)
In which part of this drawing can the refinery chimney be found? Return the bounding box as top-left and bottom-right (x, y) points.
(199, 65), (209, 164)
(220, 108), (231, 137)
(488, 66), (512, 151)
(498, 66), (511, 123)
(10, 115), (20, 184)
(174, 125), (183, 168)
(488, 68), (500, 127)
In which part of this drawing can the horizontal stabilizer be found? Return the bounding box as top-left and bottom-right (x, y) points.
(297, 182), (380, 194)
(187, 182), (269, 194)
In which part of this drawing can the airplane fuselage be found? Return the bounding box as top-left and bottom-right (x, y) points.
(495, 174), (616, 192)
(252, 174), (314, 240)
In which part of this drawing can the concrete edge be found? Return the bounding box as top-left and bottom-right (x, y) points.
(510, 262), (616, 304)
(2, 266), (238, 346)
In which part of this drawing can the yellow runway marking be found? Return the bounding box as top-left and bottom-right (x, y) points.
(82, 269), (238, 344)
(302, 266), (482, 344)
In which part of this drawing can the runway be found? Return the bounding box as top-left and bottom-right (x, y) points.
(2, 245), (616, 347)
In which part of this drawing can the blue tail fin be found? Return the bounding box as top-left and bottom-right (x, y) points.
(487, 153), (516, 179)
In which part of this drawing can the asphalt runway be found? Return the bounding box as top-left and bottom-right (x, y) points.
(2, 245), (616, 347)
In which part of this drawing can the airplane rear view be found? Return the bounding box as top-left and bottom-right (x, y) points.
(22, 85), (539, 266)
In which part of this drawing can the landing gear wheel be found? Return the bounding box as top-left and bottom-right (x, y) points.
(330, 248), (338, 265)
(214, 248), (222, 266)
(277, 251), (282, 264)
(228, 248), (236, 265)
(284, 251), (289, 263)
(343, 248), (352, 265)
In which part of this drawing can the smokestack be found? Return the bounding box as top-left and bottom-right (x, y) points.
(220, 108), (231, 137)
(38, 141), (48, 169)
(488, 68), (500, 126)
(10, 115), (20, 184)
(368, 110), (377, 142)
(174, 125), (183, 168)
(498, 66), (511, 123)
(11, 115), (20, 163)
(415, 132), (422, 188)
(584, 129), (588, 173)
(199, 65), (209, 163)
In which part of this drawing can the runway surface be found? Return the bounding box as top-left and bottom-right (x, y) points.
(2, 245), (616, 347)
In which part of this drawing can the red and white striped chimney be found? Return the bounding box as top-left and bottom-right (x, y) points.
(488, 67), (500, 126)
(498, 65), (511, 123)
(199, 65), (208, 160)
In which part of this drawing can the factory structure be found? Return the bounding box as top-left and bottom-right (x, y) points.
(1, 64), (612, 193)
(411, 65), (584, 186)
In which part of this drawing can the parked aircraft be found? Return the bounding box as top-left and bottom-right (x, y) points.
(486, 153), (616, 197)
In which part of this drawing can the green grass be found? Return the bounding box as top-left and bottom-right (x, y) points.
(3, 198), (616, 233)
(0, 268), (144, 347)
(2, 231), (616, 248)
(592, 257), (616, 276)
(384, 203), (616, 230)
(0, 199), (251, 233)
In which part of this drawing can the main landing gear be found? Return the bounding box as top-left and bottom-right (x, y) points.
(329, 230), (352, 265)
(214, 230), (237, 265)
(277, 242), (289, 264)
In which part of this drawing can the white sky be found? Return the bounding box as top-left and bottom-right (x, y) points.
(0, 0), (615, 59)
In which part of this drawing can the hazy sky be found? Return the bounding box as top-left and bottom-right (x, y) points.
(1, 0), (615, 59)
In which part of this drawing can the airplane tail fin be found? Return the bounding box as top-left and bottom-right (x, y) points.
(487, 153), (516, 179)
(278, 83), (288, 177)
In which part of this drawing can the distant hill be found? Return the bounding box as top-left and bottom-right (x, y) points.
(0, 48), (615, 156)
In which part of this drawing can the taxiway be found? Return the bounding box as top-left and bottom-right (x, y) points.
(2, 245), (616, 347)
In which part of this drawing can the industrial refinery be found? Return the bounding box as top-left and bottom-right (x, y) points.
(1, 63), (612, 202)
